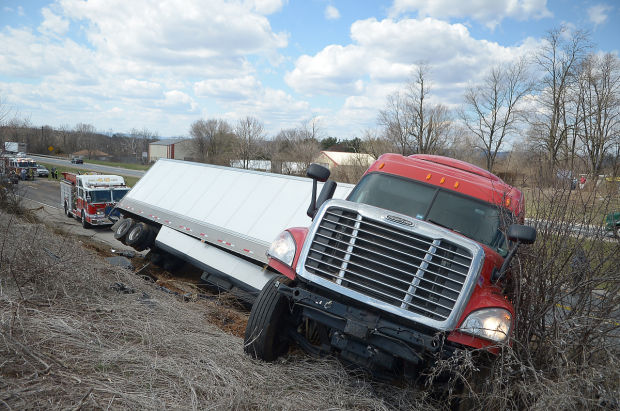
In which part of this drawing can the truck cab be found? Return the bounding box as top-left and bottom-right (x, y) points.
(245, 154), (536, 373)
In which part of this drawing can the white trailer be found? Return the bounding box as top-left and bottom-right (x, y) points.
(114, 159), (353, 296)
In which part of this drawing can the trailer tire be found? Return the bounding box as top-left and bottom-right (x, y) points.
(126, 222), (150, 250)
(81, 211), (90, 229)
(114, 218), (134, 243)
(244, 276), (293, 362)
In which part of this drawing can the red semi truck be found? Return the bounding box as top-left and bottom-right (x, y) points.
(244, 153), (536, 372)
(112, 154), (535, 375)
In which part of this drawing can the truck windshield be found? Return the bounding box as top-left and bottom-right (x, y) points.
(347, 173), (512, 256)
(112, 189), (130, 202)
(88, 190), (112, 203)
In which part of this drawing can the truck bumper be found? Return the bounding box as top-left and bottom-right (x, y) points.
(277, 281), (458, 373)
(87, 216), (112, 225)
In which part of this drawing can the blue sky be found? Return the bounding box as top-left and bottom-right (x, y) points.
(0, 0), (618, 139)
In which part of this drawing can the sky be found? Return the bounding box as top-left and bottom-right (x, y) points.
(0, 0), (618, 139)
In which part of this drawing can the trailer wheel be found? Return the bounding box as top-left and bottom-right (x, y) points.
(126, 222), (150, 251)
(244, 276), (294, 361)
(81, 211), (90, 229)
(114, 218), (135, 243)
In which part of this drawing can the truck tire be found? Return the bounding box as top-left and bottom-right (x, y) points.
(126, 222), (150, 251)
(614, 226), (620, 239)
(81, 211), (90, 229)
(244, 276), (293, 361)
(64, 202), (72, 218)
(114, 218), (135, 243)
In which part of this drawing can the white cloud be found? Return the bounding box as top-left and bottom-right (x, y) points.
(57, 0), (288, 72)
(244, 0), (288, 14)
(285, 17), (539, 135)
(17, 6), (24, 16)
(156, 90), (198, 113)
(325, 5), (341, 20)
(286, 18), (533, 95)
(194, 75), (262, 100)
(38, 8), (70, 36)
(390, 0), (552, 29)
(588, 4), (613, 26)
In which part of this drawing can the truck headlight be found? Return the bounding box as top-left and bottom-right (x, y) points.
(267, 231), (296, 266)
(460, 308), (512, 342)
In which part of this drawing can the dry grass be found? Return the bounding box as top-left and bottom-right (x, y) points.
(0, 212), (433, 410)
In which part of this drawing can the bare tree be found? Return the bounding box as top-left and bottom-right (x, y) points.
(75, 123), (96, 158)
(360, 128), (393, 159)
(576, 53), (620, 175)
(378, 64), (452, 155)
(130, 128), (159, 162)
(234, 117), (265, 169)
(299, 116), (325, 141)
(378, 91), (412, 154)
(189, 119), (233, 164)
(270, 126), (320, 175)
(530, 26), (591, 170)
(460, 58), (533, 172)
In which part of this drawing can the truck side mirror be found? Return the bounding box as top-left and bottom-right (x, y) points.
(306, 164), (331, 218)
(492, 224), (537, 283)
(313, 180), (337, 218)
(507, 224), (537, 244)
(307, 163), (330, 182)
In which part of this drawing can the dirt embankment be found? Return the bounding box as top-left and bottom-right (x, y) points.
(0, 211), (427, 410)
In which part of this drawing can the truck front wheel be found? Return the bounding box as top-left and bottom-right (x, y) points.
(614, 225), (619, 239)
(81, 211), (90, 229)
(244, 276), (294, 361)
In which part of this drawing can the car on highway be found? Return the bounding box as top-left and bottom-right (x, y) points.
(36, 165), (49, 177)
(71, 157), (84, 164)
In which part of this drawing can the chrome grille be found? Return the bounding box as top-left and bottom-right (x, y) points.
(304, 207), (473, 321)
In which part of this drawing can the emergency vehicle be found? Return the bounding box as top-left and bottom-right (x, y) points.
(60, 172), (130, 228)
(1, 156), (37, 180)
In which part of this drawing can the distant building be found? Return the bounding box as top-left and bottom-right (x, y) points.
(148, 139), (193, 162)
(314, 151), (375, 170)
(230, 159), (272, 171)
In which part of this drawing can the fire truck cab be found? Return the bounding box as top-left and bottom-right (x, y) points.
(60, 172), (129, 228)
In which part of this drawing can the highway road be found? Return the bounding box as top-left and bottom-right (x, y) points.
(14, 177), (132, 250)
(29, 155), (146, 178)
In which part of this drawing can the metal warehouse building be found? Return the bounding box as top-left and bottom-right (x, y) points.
(148, 139), (194, 163)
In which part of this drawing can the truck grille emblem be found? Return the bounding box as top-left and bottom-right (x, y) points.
(385, 215), (414, 227)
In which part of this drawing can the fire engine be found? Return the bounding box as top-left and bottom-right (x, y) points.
(60, 172), (130, 228)
(1, 156), (37, 180)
